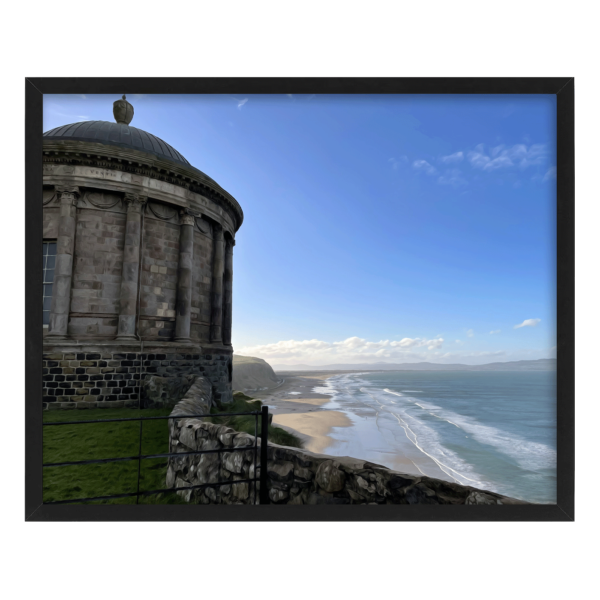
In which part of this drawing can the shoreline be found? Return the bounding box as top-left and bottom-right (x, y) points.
(247, 370), (463, 483)
(247, 372), (352, 454)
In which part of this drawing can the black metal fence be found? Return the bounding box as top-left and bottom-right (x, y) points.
(43, 406), (271, 505)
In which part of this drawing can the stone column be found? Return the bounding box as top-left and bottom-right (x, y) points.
(174, 210), (195, 342)
(210, 224), (225, 343)
(116, 193), (146, 340)
(46, 185), (79, 340)
(222, 238), (235, 346)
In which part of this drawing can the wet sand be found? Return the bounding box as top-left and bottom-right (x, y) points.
(249, 370), (452, 481)
(248, 371), (358, 454)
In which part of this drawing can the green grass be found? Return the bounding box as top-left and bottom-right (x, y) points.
(207, 392), (304, 448)
(43, 408), (187, 505)
(43, 394), (302, 505)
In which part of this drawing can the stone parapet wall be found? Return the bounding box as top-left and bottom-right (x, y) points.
(167, 377), (529, 505)
(42, 345), (233, 410)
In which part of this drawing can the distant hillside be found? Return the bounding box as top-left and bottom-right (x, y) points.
(232, 355), (283, 392)
(271, 358), (557, 372)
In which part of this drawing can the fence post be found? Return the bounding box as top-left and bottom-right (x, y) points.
(259, 406), (270, 504)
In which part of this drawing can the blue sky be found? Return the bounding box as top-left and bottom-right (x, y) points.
(44, 94), (556, 366)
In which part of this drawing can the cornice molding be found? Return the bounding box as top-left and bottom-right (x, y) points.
(42, 139), (243, 230)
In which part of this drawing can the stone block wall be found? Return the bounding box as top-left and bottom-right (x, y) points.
(42, 346), (233, 410)
(43, 206), (60, 239)
(191, 228), (214, 342)
(139, 219), (180, 340)
(69, 207), (126, 338)
(167, 377), (529, 505)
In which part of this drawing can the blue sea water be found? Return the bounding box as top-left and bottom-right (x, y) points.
(316, 371), (557, 503)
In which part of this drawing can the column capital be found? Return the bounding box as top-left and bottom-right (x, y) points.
(123, 193), (147, 213)
(55, 185), (80, 204)
(179, 209), (195, 227)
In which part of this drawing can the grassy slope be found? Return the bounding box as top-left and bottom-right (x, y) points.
(43, 408), (186, 505)
(207, 392), (304, 448)
(43, 395), (302, 504)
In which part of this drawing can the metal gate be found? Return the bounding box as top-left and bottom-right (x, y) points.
(43, 405), (270, 505)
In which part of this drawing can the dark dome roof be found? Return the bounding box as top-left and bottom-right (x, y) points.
(43, 120), (190, 166)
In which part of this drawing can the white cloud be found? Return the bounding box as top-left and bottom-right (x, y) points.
(543, 166), (557, 181)
(441, 151), (463, 164)
(468, 143), (549, 171)
(438, 168), (467, 187)
(413, 159), (438, 176)
(236, 335), (445, 365)
(237, 98), (248, 110)
(514, 318), (541, 329)
(467, 329), (474, 337)
(490, 330), (501, 334)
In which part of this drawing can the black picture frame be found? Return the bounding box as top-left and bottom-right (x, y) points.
(25, 77), (574, 521)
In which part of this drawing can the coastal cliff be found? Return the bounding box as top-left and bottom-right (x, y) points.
(232, 354), (282, 393)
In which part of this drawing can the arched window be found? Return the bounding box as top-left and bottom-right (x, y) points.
(43, 241), (57, 326)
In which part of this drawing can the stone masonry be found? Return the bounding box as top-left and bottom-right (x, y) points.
(42, 346), (232, 410)
(42, 97), (243, 408)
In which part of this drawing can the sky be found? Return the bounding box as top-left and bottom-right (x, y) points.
(44, 93), (557, 366)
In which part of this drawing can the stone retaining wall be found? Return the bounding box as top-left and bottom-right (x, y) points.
(42, 345), (232, 410)
(167, 377), (529, 505)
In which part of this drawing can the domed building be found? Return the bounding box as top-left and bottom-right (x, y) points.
(42, 96), (243, 407)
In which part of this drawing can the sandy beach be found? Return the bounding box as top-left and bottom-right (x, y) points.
(249, 370), (463, 482)
(248, 371), (357, 454)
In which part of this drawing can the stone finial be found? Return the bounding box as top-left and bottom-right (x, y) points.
(113, 94), (134, 125)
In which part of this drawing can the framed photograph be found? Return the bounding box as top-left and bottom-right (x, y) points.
(25, 78), (574, 521)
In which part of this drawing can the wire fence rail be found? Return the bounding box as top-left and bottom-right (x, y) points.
(42, 406), (271, 505)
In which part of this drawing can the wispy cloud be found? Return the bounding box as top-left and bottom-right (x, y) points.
(388, 156), (408, 170)
(413, 159), (438, 176)
(514, 318), (541, 329)
(45, 105), (90, 122)
(237, 98), (248, 110)
(441, 151), (463, 164)
(502, 104), (517, 118)
(490, 329), (501, 334)
(467, 329), (474, 337)
(543, 166), (557, 182)
(468, 143), (549, 171)
(438, 168), (467, 187)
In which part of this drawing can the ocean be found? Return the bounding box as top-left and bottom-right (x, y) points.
(314, 371), (557, 503)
